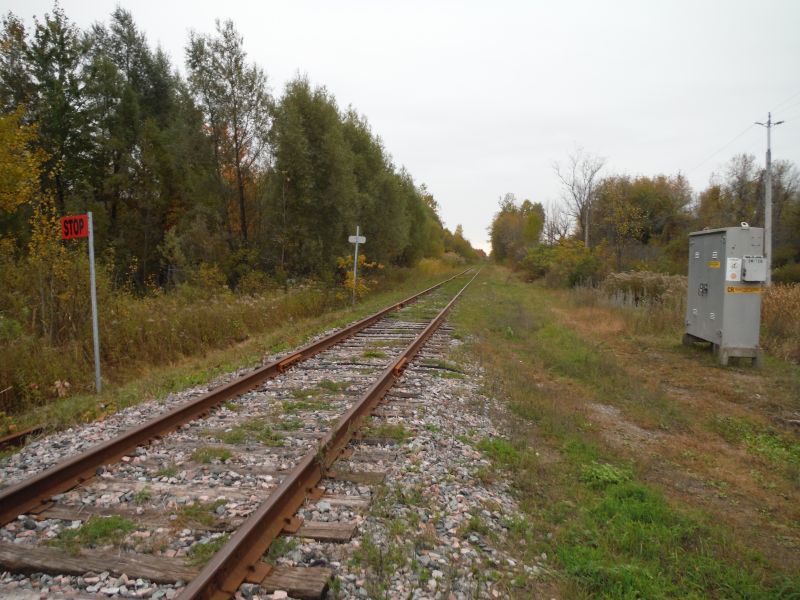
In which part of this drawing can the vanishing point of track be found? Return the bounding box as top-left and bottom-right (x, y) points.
(0, 269), (479, 599)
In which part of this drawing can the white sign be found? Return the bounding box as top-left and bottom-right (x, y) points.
(726, 257), (742, 282)
(348, 235), (366, 244)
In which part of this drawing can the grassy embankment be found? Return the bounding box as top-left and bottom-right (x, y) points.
(0, 259), (465, 436)
(450, 265), (800, 599)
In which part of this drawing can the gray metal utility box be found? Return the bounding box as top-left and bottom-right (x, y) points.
(683, 224), (765, 366)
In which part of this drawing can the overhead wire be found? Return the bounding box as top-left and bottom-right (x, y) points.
(687, 123), (757, 173)
(687, 90), (799, 176)
(770, 89), (800, 112)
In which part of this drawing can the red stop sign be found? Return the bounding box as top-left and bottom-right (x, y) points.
(60, 215), (89, 240)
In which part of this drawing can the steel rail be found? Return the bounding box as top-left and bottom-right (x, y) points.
(0, 426), (44, 452)
(0, 269), (471, 526)
(181, 269), (481, 600)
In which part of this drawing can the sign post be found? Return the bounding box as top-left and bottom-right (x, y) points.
(348, 226), (366, 306)
(60, 212), (102, 393)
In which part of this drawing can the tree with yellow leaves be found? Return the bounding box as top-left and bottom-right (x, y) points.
(0, 107), (42, 220)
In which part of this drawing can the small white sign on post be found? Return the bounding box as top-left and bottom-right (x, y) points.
(348, 226), (366, 306)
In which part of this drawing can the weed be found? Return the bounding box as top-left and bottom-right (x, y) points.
(363, 419), (410, 441)
(362, 349), (387, 359)
(424, 423), (441, 432)
(52, 516), (136, 555)
(279, 417), (304, 431)
(580, 462), (633, 488)
(477, 437), (521, 466)
(712, 416), (800, 467)
(191, 446), (233, 464)
(266, 536), (299, 564)
(188, 534), (230, 566)
(133, 486), (153, 505)
(459, 513), (490, 537)
(206, 418), (284, 447)
(155, 465), (178, 479)
(318, 379), (349, 393)
(173, 500), (226, 528)
(282, 399), (328, 411)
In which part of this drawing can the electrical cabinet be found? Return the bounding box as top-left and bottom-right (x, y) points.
(683, 224), (765, 366)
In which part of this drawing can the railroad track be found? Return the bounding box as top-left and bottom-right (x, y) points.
(0, 269), (479, 599)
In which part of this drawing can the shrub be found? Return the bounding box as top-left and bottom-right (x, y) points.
(762, 284), (800, 363)
(773, 262), (800, 284)
(521, 240), (606, 288)
(601, 272), (687, 307)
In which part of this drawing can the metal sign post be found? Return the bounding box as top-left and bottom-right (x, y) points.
(348, 226), (367, 306)
(60, 212), (102, 393)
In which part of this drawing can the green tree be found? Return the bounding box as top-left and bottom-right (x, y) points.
(0, 13), (32, 112)
(186, 20), (272, 246)
(25, 5), (88, 212)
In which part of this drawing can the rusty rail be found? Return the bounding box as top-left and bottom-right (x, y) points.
(0, 426), (44, 452)
(0, 269), (471, 526)
(181, 269), (480, 599)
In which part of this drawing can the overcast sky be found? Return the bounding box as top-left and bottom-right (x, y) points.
(6, 0), (800, 250)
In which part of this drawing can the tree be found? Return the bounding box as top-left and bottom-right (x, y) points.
(0, 13), (32, 112)
(542, 201), (571, 245)
(553, 147), (605, 247)
(25, 5), (88, 212)
(489, 195), (544, 263)
(593, 176), (645, 270)
(186, 20), (272, 245)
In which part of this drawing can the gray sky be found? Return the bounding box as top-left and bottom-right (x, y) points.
(6, 0), (800, 250)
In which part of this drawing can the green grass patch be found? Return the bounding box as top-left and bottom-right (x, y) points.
(363, 419), (411, 441)
(477, 437), (521, 467)
(579, 462), (633, 489)
(53, 516), (136, 555)
(173, 500), (226, 528)
(188, 533), (230, 566)
(266, 536), (299, 564)
(558, 482), (788, 599)
(134, 486), (153, 504)
(318, 379), (349, 393)
(281, 398), (328, 411)
(154, 464), (178, 479)
(206, 418), (284, 447)
(712, 415), (800, 469)
(191, 446), (233, 464)
(279, 417), (304, 431)
(362, 349), (388, 359)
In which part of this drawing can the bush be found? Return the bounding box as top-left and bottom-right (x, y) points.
(773, 262), (800, 284)
(762, 284), (800, 363)
(601, 272), (687, 307)
(520, 240), (606, 287)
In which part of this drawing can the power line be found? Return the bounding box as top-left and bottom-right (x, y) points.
(687, 123), (757, 172)
(770, 89), (800, 112)
(778, 98), (800, 114)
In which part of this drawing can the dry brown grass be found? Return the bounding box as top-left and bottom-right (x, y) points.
(762, 283), (800, 363)
(578, 273), (800, 363)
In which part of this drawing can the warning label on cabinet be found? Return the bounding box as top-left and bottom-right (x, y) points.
(726, 257), (742, 281)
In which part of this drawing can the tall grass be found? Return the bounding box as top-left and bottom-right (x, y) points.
(0, 284), (335, 412)
(0, 259), (461, 414)
(574, 272), (800, 363)
(762, 284), (800, 363)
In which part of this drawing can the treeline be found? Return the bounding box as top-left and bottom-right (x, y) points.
(491, 151), (800, 285)
(0, 6), (476, 292)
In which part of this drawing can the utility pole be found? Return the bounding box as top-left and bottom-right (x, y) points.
(755, 112), (784, 285)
